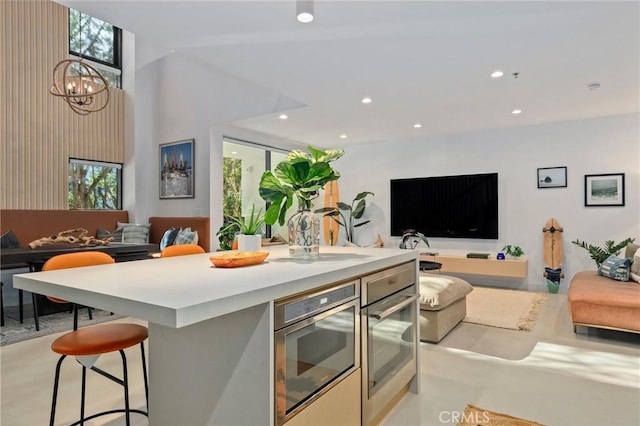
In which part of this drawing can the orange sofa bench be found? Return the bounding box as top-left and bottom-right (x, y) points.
(568, 271), (640, 334)
(148, 216), (210, 252)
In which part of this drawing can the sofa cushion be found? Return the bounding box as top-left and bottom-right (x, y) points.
(174, 227), (199, 245)
(597, 255), (632, 282)
(118, 222), (151, 244)
(97, 227), (123, 243)
(419, 274), (473, 311)
(630, 248), (640, 283)
(160, 227), (180, 250)
(1, 230), (20, 249)
(625, 242), (640, 259)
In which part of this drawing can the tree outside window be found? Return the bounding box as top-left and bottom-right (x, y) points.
(68, 159), (122, 210)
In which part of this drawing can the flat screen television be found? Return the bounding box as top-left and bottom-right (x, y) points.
(390, 172), (498, 239)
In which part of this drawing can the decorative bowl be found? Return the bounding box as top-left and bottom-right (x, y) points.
(209, 251), (269, 268)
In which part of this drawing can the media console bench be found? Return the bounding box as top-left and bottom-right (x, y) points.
(419, 254), (528, 278)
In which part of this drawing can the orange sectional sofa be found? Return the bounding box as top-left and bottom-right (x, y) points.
(568, 270), (640, 333)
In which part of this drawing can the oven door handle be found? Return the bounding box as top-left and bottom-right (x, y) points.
(368, 293), (419, 320)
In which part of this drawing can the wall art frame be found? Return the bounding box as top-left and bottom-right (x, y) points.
(584, 173), (625, 207)
(537, 166), (567, 189)
(159, 138), (195, 199)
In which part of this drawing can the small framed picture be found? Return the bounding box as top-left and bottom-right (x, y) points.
(159, 139), (195, 199)
(584, 173), (625, 207)
(537, 166), (567, 188)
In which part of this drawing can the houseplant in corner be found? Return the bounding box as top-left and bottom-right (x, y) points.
(315, 191), (375, 245)
(219, 204), (265, 252)
(571, 237), (635, 267)
(259, 146), (344, 258)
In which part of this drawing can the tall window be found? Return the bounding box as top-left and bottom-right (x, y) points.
(68, 159), (122, 210)
(69, 9), (122, 88)
(222, 140), (289, 238)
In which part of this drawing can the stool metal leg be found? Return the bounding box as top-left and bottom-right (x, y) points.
(80, 366), (87, 425)
(1, 282), (4, 327)
(32, 293), (39, 331)
(140, 342), (149, 410)
(50, 355), (67, 426)
(120, 349), (131, 426)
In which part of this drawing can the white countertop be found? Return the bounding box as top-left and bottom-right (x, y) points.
(14, 246), (417, 328)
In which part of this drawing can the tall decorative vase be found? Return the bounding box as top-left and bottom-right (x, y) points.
(287, 205), (320, 259)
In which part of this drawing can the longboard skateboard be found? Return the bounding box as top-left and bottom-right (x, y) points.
(323, 180), (340, 245)
(542, 218), (564, 290)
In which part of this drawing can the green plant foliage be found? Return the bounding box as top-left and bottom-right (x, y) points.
(222, 204), (265, 236)
(315, 191), (374, 243)
(259, 146), (344, 226)
(399, 229), (430, 249)
(572, 237), (635, 267)
(68, 162), (119, 209)
(502, 245), (524, 257)
(216, 218), (239, 251)
(222, 157), (242, 219)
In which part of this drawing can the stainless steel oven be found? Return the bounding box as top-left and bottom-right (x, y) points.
(274, 280), (360, 426)
(361, 261), (419, 424)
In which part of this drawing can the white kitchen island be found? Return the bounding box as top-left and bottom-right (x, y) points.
(14, 245), (418, 425)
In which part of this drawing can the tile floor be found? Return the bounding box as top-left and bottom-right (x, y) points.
(1, 293), (638, 425)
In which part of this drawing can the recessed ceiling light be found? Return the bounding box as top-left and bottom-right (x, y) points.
(512, 109), (522, 115)
(361, 97), (372, 104)
(279, 114), (288, 119)
(491, 70), (504, 78)
(413, 123), (422, 128)
(231, 151), (238, 155)
(340, 134), (347, 139)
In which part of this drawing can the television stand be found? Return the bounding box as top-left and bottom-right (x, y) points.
(419, 254), (527, 278)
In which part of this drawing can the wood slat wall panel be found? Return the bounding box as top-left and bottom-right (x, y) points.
(0, 0), (124, 210)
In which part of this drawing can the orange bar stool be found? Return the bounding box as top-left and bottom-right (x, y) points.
(160, 244), (205, 257)
(50, 323), (149, 426)
(43, 252), (149, 425)
(42, 251), (116, 330)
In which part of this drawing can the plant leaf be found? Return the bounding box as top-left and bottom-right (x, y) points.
(354, 220), (370, 228)
(337, 201), (351, 211)
(352, 199), (366, 218)
(353, 191), (374, 201)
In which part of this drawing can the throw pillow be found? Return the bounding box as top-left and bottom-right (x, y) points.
(96, 227), (123, 243)
(630, 248), (640, 283)
(625, 242), (640, 259)
(0, 230), (20, 249)
(118, 222), (151, 244)
(160, 227), (180, 250)
(174, 227), (199, 246)
(418, 274), (473, 310)
(597, 255), (633, 282)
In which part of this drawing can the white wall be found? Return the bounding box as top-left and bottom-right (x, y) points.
(334, 114), (640, 291)
(132, 51), (302, 236)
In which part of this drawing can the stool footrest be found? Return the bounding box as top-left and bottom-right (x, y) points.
(69, 408), (148, 426)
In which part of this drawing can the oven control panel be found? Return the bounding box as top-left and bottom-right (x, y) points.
(274, 280), (359, 329)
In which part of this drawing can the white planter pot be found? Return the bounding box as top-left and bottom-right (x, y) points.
(238, 234), (262, 252)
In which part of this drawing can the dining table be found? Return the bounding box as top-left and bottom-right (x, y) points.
(1, 242), (158, 327)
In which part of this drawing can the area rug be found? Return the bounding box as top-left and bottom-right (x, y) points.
(458, 404), (546, 425)
(463, 286), (548, 331)
(1, 306), (124, 346)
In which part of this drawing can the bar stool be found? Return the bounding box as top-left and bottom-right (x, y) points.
(160, 244), (205, 257)
(44, 252), (149, 425)
(42, 252), (111, 330)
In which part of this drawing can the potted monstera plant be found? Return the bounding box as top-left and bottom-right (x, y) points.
(259, 146), (344, 258)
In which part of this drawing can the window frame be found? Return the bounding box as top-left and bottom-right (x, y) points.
(68, 8), (122, 87)
(68, 158), (123, 210)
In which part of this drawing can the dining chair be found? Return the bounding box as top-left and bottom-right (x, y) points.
(160, 244), (205, 257)
(46, 251), (149, 426)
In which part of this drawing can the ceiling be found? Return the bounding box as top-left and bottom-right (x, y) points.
(61, 1), (639, 148)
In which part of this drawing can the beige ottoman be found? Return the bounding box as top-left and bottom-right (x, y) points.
(419, 274), (473, 342)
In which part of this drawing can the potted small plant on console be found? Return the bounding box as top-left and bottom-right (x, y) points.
(259, 146), (344, 258)
(502, 244), (524, 259)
